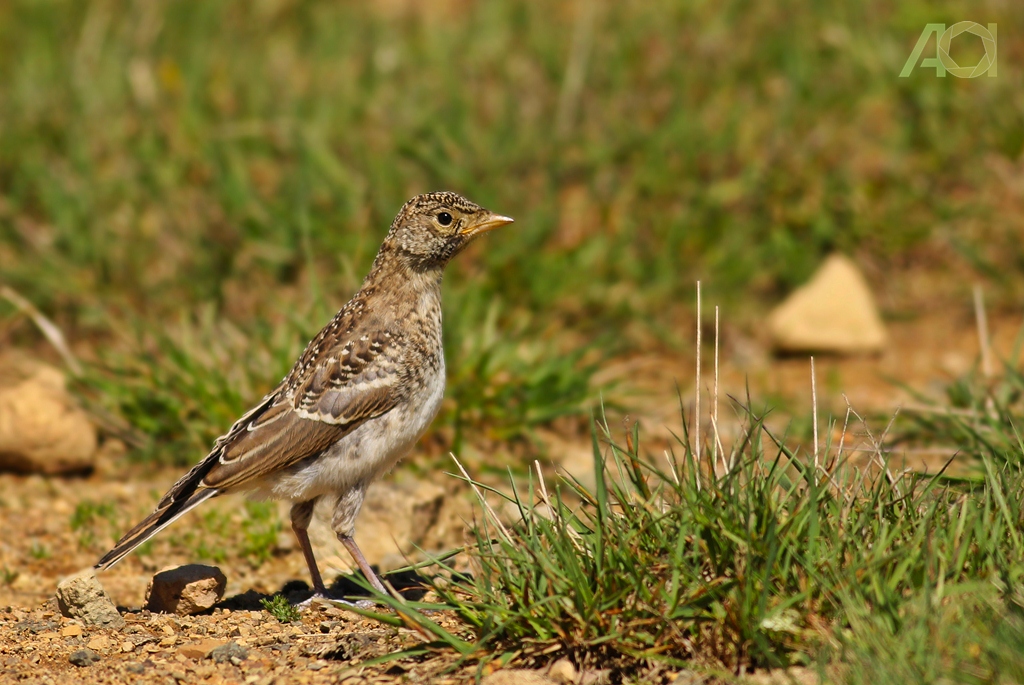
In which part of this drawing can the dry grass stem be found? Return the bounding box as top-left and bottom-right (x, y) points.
(811, 356), (819, 476)
(0, 285), (83, 376)
(450, 452), (511, 543)
(695, 281), (702, 476)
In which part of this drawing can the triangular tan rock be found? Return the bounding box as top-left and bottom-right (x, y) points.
(768, 254), (887, 354)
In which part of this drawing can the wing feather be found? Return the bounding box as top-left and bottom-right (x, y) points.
(97, 320), (410, 569)
(200, 329), (405, 488)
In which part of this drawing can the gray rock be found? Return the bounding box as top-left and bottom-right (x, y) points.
(146, 564), (227, 615)
(208, 641), (248, 664)
(68, 648), (101, 667)
(55, 568), (125, 629)
(14, 619), (58, 634)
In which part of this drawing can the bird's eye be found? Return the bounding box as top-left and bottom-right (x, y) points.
(437, 212), (453, 226)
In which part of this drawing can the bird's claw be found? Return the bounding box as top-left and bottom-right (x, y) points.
(293, 593), (375, 612)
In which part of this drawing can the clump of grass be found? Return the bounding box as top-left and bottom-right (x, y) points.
(261, 594), (301, 624)
(28, 540), (50, 560)
(365, 403), (1024, 679)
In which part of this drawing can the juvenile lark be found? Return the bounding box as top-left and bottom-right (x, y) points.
(96, 192), (513, 599)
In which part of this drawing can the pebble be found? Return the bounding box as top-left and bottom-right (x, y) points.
(55, 569), (125, 630)
(146, 564), (227, 616)
(86, 635), (110, 651)
(208, 641), (248, 664)
(68, 648), (101, 667)
(177, 638), (228, 660)
(61, 624), (83, 637)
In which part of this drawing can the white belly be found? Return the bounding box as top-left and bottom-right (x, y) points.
(249, 359), (445, 502)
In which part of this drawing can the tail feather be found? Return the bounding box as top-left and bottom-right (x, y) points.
(95, 488), (218, 570)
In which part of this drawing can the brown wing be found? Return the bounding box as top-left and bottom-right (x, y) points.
(96, 327), (408, 571)
(199, 329), (406, 489)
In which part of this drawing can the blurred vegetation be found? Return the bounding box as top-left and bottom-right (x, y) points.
(0, 0), (1023, 462)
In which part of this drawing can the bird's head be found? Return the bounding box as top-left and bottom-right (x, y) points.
(383, 191), (513, 271)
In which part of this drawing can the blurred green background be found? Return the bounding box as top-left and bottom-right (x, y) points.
(0, 0), (1021, 464)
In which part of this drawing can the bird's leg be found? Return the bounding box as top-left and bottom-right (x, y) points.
(289, 499), (372, 611)
(339, 535), (388, 595)
(331, 483), (388, 595)
(290, 499), (327, 597)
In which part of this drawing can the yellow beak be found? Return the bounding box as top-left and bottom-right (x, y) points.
(460, 213), (514, 237)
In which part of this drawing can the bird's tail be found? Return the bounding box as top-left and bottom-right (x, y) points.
(95, 488), (218, 571)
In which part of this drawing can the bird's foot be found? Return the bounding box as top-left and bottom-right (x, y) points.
(293, 593), (375, 612)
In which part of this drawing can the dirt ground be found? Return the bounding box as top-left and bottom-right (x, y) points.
(0, 302), (1019, 684)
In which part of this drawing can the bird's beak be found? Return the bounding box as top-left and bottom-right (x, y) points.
(460, 212), (514, 237)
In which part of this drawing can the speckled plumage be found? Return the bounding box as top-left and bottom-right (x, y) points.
(96, 192), (513, 598)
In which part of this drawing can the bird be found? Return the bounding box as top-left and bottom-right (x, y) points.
(95, 191), (513, 602)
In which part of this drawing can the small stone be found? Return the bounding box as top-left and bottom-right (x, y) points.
(86, 635), (111, 652)
(146, 565), (227, 616)
(178, 638), (228, 660)
(68, 648), (101, 667)
(548, 658), (577, 684)
(125, 662), (146, 674)
(307, 660), (327, 671)
(61, 624), (84, 637)
(14, 619), (58, 634)
(208, 641), (248, 664)
(767, 254), (887, 355)
(481, 670), (557, 685)
(55, 569), (125, 629)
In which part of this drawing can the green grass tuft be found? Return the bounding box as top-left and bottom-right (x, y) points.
(260, 594), (301, 624)
(375, 401), (1024, 680)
